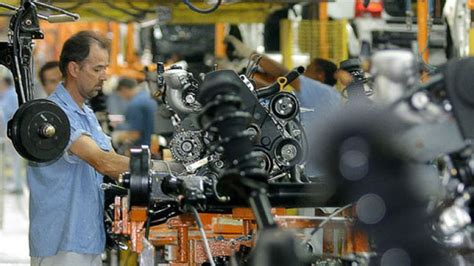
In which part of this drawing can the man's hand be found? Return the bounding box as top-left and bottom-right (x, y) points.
(225, 35), (256, 59)
(335, 69), (354, 87)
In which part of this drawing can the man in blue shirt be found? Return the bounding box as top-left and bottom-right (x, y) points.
(0, 69), (24, 194)
(113, 77), (157, 147)
(28, 31), (129, 265)
(38, 61), (62, 97)
(0, 70), (19, 125)
(0, 70), (17, 139)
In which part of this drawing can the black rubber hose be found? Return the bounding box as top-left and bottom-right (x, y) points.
(183, 0), (222, 14)
(256, 66), (305, 99)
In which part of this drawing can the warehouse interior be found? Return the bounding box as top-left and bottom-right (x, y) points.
(0, 0), (473, 265)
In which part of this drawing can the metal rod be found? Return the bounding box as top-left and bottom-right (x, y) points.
(319, 0), (329, 59)
(37, 13), (47, 20)
(248, 190), (276, 229)
(176, 226), (189, 263)
(417, 0), (429, 63)
(274, 215), (351, 222)
(33, 0), (80, 20)
(0, 3), (17, 11)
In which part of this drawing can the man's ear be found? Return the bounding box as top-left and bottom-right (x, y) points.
(316, 71), (326, 83)
(67, 61), (80, 79)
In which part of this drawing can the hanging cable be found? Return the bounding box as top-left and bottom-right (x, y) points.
(417, 29), (436, 74)
(211, 175), (230, 202)
(144, 208), (152, 239)
(245, 53), (262, 78)
(189, 205), (216, 266)
(103, 0), (145, 21)
(182, 0), (222, 14)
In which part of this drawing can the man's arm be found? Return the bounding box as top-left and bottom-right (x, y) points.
(257, 55), (301, 92)
(70, 135), (129, 179)
(225, 35), (301, 91)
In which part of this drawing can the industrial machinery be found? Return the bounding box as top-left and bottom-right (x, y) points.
(361, 50), (474, 265)
(0, 0), (79, 162)
(339, 58), (373, 105)
(4, 1), (474, 265)
(149, 63), (308, 183)
(0, 0), (224, 163)
(108, 51), (474, 265)
(106, 66), (370, 265)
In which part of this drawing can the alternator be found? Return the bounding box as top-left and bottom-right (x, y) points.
(170, 131), (205, 163)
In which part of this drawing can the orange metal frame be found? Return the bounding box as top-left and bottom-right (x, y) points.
(417, 0), (430, 63)
(35, 21), (231, 81)
(112, 196), (369, 264)
(319, 1), (329, 60)
(36, 21), (145, 80)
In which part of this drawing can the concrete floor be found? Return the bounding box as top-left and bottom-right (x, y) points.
(0, 139), (30, 265)
(0, 189), (30, 265)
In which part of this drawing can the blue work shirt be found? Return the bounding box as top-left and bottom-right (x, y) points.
(27, 83), (111, 257)
(125, 90), (157, 146)
(295, 75), (341, 124)
(106, 92), (128, 115)
(295, 75), (341, 177)
(0, 86), (18, 135)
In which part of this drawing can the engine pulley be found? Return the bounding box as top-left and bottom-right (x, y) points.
(254, 148), (273, 173)
(123, 147), (152, 207)
(273, 138), (303, 168)
(170, 131), (205, 163)
(7, 99), (70, 162)
(270, 92), (299, 120)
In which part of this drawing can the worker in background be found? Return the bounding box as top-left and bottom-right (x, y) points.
(0, 67), (18, 125)
(225, 35), (341, 117)
(106, 83), (128, 116)
(225, 35), (341, 122)
(112, 77), (157, 149)
(335, 68), (354, 87)
(0, 66), (23, 194)
(225, 35), (342, 178)
(28, 31), (129, 265)
(38, 61), (62, 96)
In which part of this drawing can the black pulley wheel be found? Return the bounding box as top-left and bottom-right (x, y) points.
(7, 99), (70, 162)
(270, 92), (299, 120)
(273, 138), (303, 167)
(254, 147), (273, 173)
(128, 147), (151, 207)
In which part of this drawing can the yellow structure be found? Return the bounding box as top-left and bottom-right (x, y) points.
(279, 19), (349, 69)
(470, 29), (474, 56)
(298, 20), (349, 64)
(1, 1), (284, 24)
